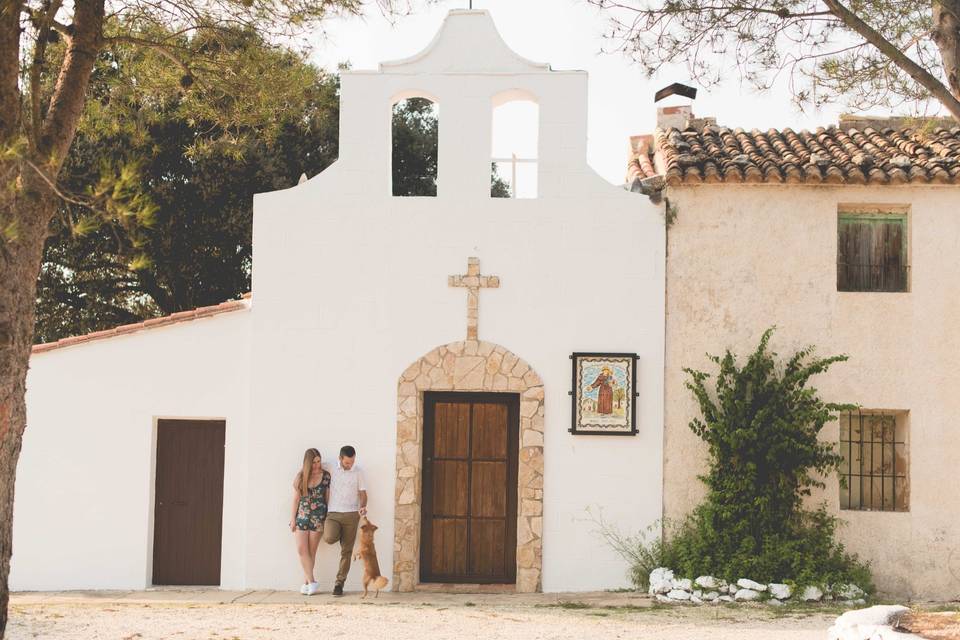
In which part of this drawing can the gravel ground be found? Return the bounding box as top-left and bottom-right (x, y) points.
(8, 599), (838, 640)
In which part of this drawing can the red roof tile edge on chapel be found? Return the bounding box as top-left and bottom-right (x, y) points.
(628, 115), (960, 187)
(31, 293), (251, 355)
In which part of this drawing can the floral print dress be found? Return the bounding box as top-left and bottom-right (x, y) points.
(295, 470), (330, 532)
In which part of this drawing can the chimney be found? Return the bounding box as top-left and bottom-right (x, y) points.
(657, 105), (694, 130)
(655, 105), (718, 131)
(653, 82), (715, 131)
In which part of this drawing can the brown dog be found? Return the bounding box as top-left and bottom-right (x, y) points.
(353, 516), (389, 598)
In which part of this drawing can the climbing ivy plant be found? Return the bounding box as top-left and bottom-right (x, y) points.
(669, 328), (873, 589)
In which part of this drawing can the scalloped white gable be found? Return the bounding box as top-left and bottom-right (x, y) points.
(380, 10), (549, 74)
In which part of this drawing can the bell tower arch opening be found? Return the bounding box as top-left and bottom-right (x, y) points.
(391, 92), (440, 197)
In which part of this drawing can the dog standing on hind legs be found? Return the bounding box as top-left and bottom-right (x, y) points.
(354, 515), (389, 598)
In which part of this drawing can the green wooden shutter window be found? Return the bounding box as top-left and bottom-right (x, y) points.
(837, 213), (908, 292)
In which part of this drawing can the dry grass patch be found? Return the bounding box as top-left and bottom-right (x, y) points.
(897, 610), (960, 639)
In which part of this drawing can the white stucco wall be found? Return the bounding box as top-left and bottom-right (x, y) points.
(14, 309), (251, 591)
(664, 184), (960, 599)
(246, 10), (665, 592)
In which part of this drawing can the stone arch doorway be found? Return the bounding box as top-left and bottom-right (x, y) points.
(393, 340), (544, 592)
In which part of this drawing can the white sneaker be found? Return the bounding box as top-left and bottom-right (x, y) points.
(306, 581), (319, 596)
(300, 583), (308, 595)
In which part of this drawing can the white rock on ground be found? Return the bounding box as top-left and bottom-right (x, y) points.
(833, 606), (909, 628)
(692, 590), (703, 599)
(702, 591), (719, 601)
(734, 589), (762, 602)
(667, 589), (691, 601)
(737, 579), (768, 592)
(801, 586), (824, 602)
(690, 595), (703, 604)
(828, 624), (916, 640)
(695, 576), (719, 589)
(765, 599), (784, 607)
(826, 605), (913, 640)
(718, 595), (734, 603)
(835, 584), (866, 600)
(673, 578), (693, 591)
(649, 568), (674, 595)
(729, 584), (740, 595)
(768, 583), (793, 600)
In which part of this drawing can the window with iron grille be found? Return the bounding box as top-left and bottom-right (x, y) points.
(837, 212), (909, 292)
(839, 411), (908, 512)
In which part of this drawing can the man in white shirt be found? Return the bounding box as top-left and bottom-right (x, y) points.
(322, 445), (367, 596)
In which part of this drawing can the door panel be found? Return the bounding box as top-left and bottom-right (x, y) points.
(434, 402), (470, 458)
(421, 393), (518, 584)
(471, 462), (507, 518)
(431, 519), (468, 577)
(470, 520), (507, 578)
(472, 403), (508, 459)
(431, 460), (469, 516)
(152, 419), (225, 585)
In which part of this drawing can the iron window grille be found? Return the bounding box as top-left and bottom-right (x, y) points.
(839, 410), (908, 512)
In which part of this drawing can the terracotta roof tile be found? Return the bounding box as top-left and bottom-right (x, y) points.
(629, 123), (960, 186)
(627, 134), (658, 183)
(32, 296), (250, 355)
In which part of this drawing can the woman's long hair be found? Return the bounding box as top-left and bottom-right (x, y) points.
(295, 448), (322, 497)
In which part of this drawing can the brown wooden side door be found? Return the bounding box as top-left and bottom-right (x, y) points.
(152, 419), (225, 585)
(421, 392), (519, 584)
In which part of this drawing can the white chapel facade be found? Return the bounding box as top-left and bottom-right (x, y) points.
(15, 10), (666, 593)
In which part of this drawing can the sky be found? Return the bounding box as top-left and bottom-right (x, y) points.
(306, 0), (912, 185)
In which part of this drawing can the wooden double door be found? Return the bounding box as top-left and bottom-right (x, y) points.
(421, 392), (519, 584)
(152, 419), (225, 585)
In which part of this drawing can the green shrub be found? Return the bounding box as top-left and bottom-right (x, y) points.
(669, 328), (873, 590)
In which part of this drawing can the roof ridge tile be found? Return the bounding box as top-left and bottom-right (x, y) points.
(32, 297), (250, 355)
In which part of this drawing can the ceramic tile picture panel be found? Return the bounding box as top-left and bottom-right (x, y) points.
(570, 353), (638, 435)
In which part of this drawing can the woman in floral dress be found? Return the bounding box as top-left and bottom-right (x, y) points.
(289, 448), (330, 595)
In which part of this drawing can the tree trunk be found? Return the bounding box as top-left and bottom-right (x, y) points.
(933, 1), (960, 102)
(0, 174), (57, 639)
(0, 1), (104, 632)
(825, 0), (960, 121)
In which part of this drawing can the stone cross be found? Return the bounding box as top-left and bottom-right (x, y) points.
(448, 257), (499, 340)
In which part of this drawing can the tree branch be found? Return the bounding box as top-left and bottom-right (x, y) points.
(49, 19), (73, 40)
(28, 0), (66, 148)
(102, 34), (204, 88)
(932, 0), (960, 100)
(135, 268), (173, 313)
(38, 1), (105, 169)
(22, 158), (92, 208)
(0, 1), (23, 144)
(823, 0), (960, 120)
